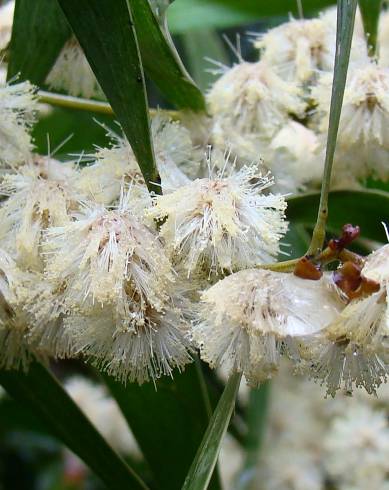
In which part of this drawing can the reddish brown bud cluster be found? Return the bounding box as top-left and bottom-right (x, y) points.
(333, 261), (380, 300)
(328, 224), (360, 252)
(294, 256), (323, 280)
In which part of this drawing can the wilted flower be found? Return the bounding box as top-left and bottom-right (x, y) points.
(0, 81), (37, 168)
(148, 162), (288, 277)
(46, 36), (104, 99)
(193, 269), (344, 385)
(207, 60), (305, 161)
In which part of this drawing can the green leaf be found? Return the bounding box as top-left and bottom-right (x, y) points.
(182, 29), (228, 92)
(235, 383), (270, 490)
(287, 190), (389, 243)
(129, 0), (206, 111)
(167, 0), (337, 33)
(0, 362), (149, 490)
(358, 0), (382, 56)
(57, 0), (159, 194)
(103, 362), (221, 490)
(7, 0), (70, 85)
(182, 372), (242, 490)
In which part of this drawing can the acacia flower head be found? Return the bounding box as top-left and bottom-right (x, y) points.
(0, 81), (37, 168)
(193, 269), (344, 386)
(207, 60), (305, 161)
(148, 161), (288, 277)
(313, 62), (389, 181)
(0, 156), (81, 270)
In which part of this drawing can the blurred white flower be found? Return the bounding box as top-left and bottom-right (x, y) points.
(207, 60), (305, 161)
(313, 62), (389, 182)
(46, 36), (104, 99)
(148, 162), (288, 277)
(324, 404), (389, 488)
(65, 376), (141, 457)
(266, 121), (322, 194)
(0, 81), (37, 168)
(0, 0), (14, 52)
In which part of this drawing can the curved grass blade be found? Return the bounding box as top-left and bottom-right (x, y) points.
(103, 362), (221, 490)
(129, 0), (206, 111)
(7, 0), (71, 84)
(358, 0), (382, 56)
(57, 0), (159, 194)
(287, 190), (389, 243)
(0, 362), (149, 490)
(182, 371), (242, 490)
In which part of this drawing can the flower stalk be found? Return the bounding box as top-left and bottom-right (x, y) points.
(307, 0), (358, 256)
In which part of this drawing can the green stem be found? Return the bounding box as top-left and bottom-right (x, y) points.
(307, 0), (357, 256)
(38, 90), (179, 119)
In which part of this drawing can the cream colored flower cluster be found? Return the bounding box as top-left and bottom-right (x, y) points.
(0, 4), (389, 401)
(252, 365), (389, 490)
(206, 6), (389, 192)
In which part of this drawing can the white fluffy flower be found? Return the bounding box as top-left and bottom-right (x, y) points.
(378, 10), (389, 67)
(324, 404), (389, 488)
(193, 269), (344, 385)
(253, 11), (367, 84)
(65, 376), (141, 457)
(309, 289), (388, 397)
(76, 115), (194, 204)
(46, 36), (103, 99)
(43, 190), (193, 383)
(362, 243), (389, 284)
(0, 249), (37, 370)
(0, 157), (81, 270)
(0, 81), (37, 168)
(148, 164), (288, 276)
(313, 62), (389, 181)
(0, 0), (14, 52)
(207, 60), (305, 161)
(266, 121), (322, 193)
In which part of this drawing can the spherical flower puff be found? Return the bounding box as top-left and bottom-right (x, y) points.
(193, 269), (344, 386)
(148, 164), (288, 277)
(253, 11), (367, 84)
(266, 121), (322, 194)
(0, 81), (37, 168)
(65, 376), (141, 457)
(207, 60), (305, 161)
(0, 0), (14, 52)
(76, 114), (194, 205)
(63, 301), (193, 385)
(46, 36), (104, 99)
(308, 288), (388, 397)
(313, 62), (389, 181)
(0, 156), (82, 270)
(323, 404), (389, 488)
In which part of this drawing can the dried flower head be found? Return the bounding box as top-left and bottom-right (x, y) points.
(148, 161), (288, 277)
(0, 81), (37, 168)
(193, 269), (344, 385)
(207, 60), (305, 161)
